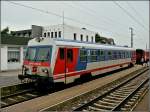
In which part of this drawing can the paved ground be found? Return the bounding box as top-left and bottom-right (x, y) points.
(0, 70), (21, 87)
(134, 91), (149, 111)
(1, 65), (144, 112)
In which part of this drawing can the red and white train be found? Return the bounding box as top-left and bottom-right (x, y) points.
(18, 37), (136, 87)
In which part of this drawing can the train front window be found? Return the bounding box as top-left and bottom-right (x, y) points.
(25, 47), (36, 61)
(36, 47), (52, 62)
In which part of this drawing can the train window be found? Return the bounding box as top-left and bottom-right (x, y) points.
(108, 51), (112, 60)
(80, 49), (87, 62)
(91, 50), (97, 62)
(126, 52), (129, 58)
(113, 51), (117, 60)
(60, 48), (64, 60)
(118, 51), (121, 59)
(100, 51), (104, 55)
(67, 49), (73, 62)
(97, 50), (100, 55)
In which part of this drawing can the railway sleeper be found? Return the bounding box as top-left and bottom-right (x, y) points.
(111, 92), (129, 96)
(105, 95), (123, 100)
(17, 95), (27, 99)
(124, 104), (132, 108)
(0, 101), (7, 105)
(88, 106), (108, 111)
(103, 98), (121, 103)
(98, 100), (117, 106)
(25, 93), (38, 97)
(116, 88), (134, 92)
(121, 107), (127, 111)
(93, 103), (114, 110)
(115, 90), (132, 93)
(109, 94), (126, 98)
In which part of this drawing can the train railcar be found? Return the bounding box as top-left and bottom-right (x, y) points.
(144, 50), (150, 63)
(18, 37), (136, 88)
(136, 49), (149, 64)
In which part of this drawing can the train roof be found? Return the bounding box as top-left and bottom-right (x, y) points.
(28, 37), (135, 51)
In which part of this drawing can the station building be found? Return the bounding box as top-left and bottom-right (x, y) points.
(42, 24), (96, 43)
(0, 35), (31, 71)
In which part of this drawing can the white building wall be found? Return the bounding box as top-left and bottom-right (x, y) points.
(0, 45), (24, 71)
(20, 47), (24, 65)
(1, 46), (8, 71)
(7, 47), (23, 70)
(42, 24), (96, 43)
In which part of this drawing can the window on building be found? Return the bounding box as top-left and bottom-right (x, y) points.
(59, 31), (61, 38)
(80, 49), (87, 62)
(60, 48), (64, 60)
(80, 34), (83, 41)
(44, 33), (46, 37)
(55, 32), (57, 38)
(86, 35), (88, 42)
(48, 32), (50, 37)
(91, 36), (94, 42)
(8, 48), (20, 63)
(51, 32), (53, 38)
(74, 33), (77, 40)
(67, 49), (73, 62)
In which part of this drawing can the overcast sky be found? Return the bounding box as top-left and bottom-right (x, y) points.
(1, 1), (149, 49)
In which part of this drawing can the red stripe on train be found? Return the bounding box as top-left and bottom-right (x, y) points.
(54, 61), (131, 80)
(23, 60), (50, 67)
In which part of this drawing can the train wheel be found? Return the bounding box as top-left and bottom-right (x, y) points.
(79, 73), (92, 83)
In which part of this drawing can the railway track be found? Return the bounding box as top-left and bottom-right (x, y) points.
(0, 82), (42, 108)
(41, 67), (149, 111)
(74, 70), (149, 111)
(1, 66), (148, 110)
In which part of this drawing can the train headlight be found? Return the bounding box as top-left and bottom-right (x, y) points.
(42, 68), (49, 74)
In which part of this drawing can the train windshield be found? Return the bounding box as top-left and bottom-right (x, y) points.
(25, 47), (36, 61)
(25, 46), (52, 62)
(37, 47), (51, 61)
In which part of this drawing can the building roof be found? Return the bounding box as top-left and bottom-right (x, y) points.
(11, 29), (31, 34)
(1, 34), (31, 45)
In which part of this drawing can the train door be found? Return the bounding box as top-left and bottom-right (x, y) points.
(65, 48), (78, 83)
(53, 47), (78, 83)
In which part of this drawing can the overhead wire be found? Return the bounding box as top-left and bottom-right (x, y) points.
(113, 1), (149, 32)
(63, 2), (129, 38)
(6, 0), (117, 37)
(126, 1), (147, 26)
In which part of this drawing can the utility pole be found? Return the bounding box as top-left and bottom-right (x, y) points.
(62, 11), (64, 39)
(129, 27), (134, 48)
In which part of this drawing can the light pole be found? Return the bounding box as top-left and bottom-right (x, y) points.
(129, 27), (134, 48)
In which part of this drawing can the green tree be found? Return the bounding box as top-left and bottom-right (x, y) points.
(95, 33), (101, 43)
(1, 27), (9, 35)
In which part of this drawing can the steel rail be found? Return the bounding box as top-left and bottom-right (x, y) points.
(112, 78), (149, 111)
(73, 68), (149, 111)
